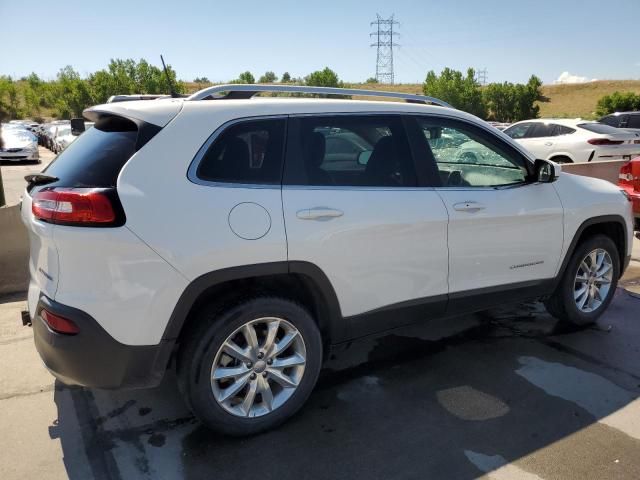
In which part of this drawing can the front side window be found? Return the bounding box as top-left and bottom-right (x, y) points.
(196, 118), (285, 184)
(416, 118), (528, 188)
(285, 115), (416, 187)
(503, 122), (533, 139)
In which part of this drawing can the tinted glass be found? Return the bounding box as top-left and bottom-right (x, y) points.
(503, 123), (534, 139)
(627, 115), (640, 128)
(197, 119), (285, 184)
(599, 116), (620, 127)
(551, 124), (575, 136)
(578, 123), (624, 134)
(285, 115), (416, 187)
(43, 122), (137, 187)
(528, 123), (556, 138)
(417, 118), (528, 188)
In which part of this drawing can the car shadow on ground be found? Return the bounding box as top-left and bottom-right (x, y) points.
(51, 294), (640, 479)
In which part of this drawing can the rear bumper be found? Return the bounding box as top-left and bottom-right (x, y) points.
(33, 295), (174, 389)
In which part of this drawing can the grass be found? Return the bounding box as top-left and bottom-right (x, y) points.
(186, 80), (640, 120)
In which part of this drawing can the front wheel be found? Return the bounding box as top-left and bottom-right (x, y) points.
(177, 297), (322, 436)
(545, 234), (619, 325)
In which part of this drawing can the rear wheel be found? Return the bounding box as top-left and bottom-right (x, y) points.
(177, 297), (322, 436)
(545, 234), (619, 325)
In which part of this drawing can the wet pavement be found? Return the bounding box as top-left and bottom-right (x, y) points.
(1, 261), (640, 479)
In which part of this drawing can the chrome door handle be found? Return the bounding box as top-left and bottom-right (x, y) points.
(453, 201), (485, 212)
(296, 207), (344, 220)
(544, 142), (553, 146)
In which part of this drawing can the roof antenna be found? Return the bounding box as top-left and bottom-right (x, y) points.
(160, 55), (181, 98)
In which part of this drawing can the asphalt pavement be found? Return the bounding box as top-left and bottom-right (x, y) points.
(1, 250), (639, 480)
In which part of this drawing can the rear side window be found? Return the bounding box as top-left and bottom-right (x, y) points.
(196, 119), (285, 185)
(42, 115), (157, 188)
(599, 115), (620, 127)
(284, 115), (416, 187)
(551, 124), (575, 135)
(578, 123), (623, 134)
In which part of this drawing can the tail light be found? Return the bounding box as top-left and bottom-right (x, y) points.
(588, 138), (624, 146)
(32, 187), (122, 226)
(40, 309), (79, 335)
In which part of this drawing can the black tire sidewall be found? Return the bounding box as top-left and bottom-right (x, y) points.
(183, 297), (322, 436)
(558, 235), (620, 325)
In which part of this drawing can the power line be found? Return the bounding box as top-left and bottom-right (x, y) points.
(370, 14), (400, 84)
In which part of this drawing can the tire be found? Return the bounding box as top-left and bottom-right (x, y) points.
(177, 297), (322, 436)
(544, 234), (619, 326)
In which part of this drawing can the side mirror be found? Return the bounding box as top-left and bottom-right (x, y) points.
(357, 150), (373, 165)
(534, 159), (560, 183)
(70, 118), (85, 136)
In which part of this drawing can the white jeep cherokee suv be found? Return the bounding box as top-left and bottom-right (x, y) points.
(22, 85), (633, 435)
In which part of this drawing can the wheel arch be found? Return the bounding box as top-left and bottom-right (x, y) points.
(163, 261), (346, 355)
(556, 215), (628, 284)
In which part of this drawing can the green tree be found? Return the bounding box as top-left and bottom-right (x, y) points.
(596, 91), (640, 117)
(305, 67), (342, 88)
(280, 72), (291, 83)
(232, 71), (255, 84)
(0, 76), (22, 120)
(258, 71), (277, 83)
(483, 75), (542, 122)
(193, 76), (210, 83)
(365, 77), (378, 84)
(423, 67), (486, 118)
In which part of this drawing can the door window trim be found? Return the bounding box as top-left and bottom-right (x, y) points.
(405, 114), (535, 189)
(186, 114), (288, 189)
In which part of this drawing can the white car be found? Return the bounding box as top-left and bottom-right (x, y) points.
(0, 124), (39, 162)
(503, 119), (640, 163)
(21, 85), (634, 435)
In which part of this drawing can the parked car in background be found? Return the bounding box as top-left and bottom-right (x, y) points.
(53, 125), (73, 153)
(487, 121), (511, 131)
(619, 156), (640, 229)
(503, 119), (640, 163)
(0, 124), (40, 162)
(599, 111), (640, 134)
(22, 85), (633, 436)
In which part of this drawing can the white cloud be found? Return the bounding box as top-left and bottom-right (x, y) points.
(555, 71), (597, 84)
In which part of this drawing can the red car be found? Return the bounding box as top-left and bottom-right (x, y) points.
(619, 157), (640, 230)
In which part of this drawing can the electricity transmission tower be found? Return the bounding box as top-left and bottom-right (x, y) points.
(370, 14), (399, 84)
(476, 68), (488, 85)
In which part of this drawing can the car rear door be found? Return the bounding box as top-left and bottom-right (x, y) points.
(408, 115), (564, 310)
(281, 114), (449, 339)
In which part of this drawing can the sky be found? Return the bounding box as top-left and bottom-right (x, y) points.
(1, 0), (639, 85)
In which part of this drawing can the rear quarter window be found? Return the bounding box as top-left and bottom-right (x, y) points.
(42, 115), (159, 188)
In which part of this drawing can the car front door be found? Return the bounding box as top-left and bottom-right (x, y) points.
(281, 114), (450, 338)
(409, 115), (564, 310)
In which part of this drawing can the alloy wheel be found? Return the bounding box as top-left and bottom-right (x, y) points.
(210, 317), (307, 418)
(573, 248), (613, 313)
